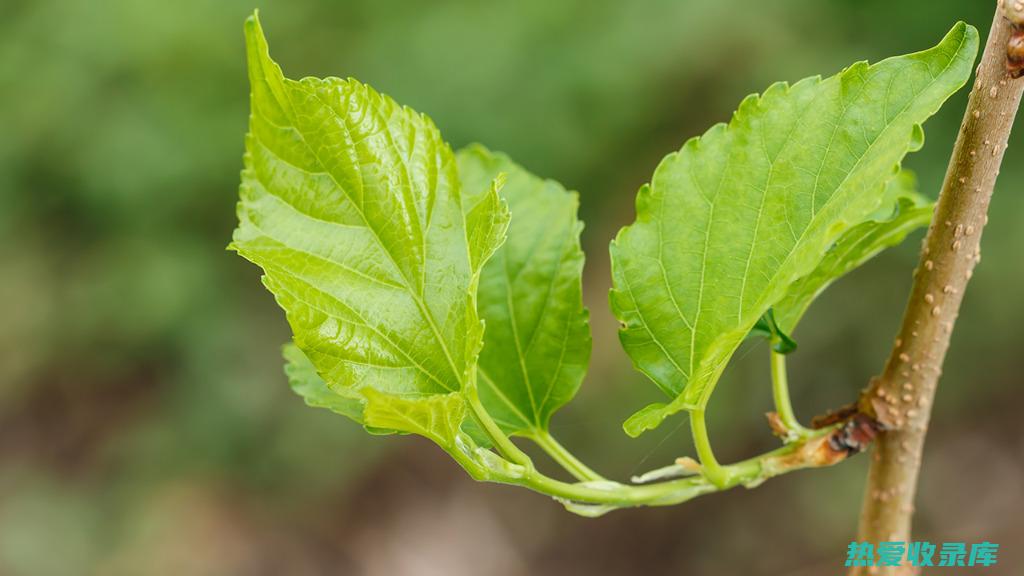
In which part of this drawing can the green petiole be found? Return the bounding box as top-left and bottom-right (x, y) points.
(770, 346), (811, 441)
(690, 408), (728, 487)
(462, 380), (841, 513)
(529, 429), (608, 483)
(466, 388), (535, 471)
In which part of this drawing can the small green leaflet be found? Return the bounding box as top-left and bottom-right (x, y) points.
(458, 145), (591, 438)
(749, 309), (798, 354)
(611, 23), (977, 436)
(772, 171), (933, 333)
(232, 12), (508, 447)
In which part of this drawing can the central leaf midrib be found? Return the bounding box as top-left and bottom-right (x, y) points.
(522, 212), (578, 419)
(521, 203), (575, 356)
(502, 244), (540, 424)
(534, 299), (576, 419)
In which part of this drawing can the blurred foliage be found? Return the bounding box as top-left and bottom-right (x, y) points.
(0, 0), (1020, 574)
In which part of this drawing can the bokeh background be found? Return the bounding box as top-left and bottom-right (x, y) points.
(2, 0), (1021, 574)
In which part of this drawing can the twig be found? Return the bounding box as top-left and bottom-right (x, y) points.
(851, 3), (1024, 572)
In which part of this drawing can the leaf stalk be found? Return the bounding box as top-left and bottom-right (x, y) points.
(529, 430), (608, 483)
(689, 408), (728, 487)
(769, 347), (811, 440)
(466, 387), (535, 471)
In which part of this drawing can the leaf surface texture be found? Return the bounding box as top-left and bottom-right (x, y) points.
(610, 24), (977, 435)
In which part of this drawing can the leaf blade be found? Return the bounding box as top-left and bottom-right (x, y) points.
(283, 343), (364, 421)
(362, 389), (466, 448)
(773, 171), (934, 333)
(233, 13), (508, 430)
(611, 23), (977, 436)
(458, 145), (592, 436)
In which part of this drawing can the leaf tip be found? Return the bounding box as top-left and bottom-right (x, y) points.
(243, 9), (266, 53)
(245, 9), (260, 28)
(938, 20), (979, 62)
(622, 403), (670, 437)
(950, 20), (975, 43)
(243, 7), (289, 111)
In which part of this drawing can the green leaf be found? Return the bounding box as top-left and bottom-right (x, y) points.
(773, 171), (933, 333)
(746, 171), (929, 347)
(457, 144), (592, 437)
(284, 340), (494, 442)
(362, 389), (466, 448)
(232, 13), (508, 434)
(283, 343), (363, 421)
(610, 23), (977, 436)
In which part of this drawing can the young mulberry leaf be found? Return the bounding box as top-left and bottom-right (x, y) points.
(610, 23), (977, 436)
(232, 13), (508, 439)
(457, 145), (592, 437)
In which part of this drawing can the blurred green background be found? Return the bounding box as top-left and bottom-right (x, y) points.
(1, 0), (1021, 574)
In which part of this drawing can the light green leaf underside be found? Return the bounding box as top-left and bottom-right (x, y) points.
(362, 389), (466, 448)
(284, 343), (363, 421)
(284, 341), (495, 444)
(774, 170), (934, 333)
(611, 23), (977, 436)
(233, 13), (508, 428)
(458, 144), (592, 436)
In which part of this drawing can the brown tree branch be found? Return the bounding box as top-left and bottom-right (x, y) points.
(851, 3), (1024, 573)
